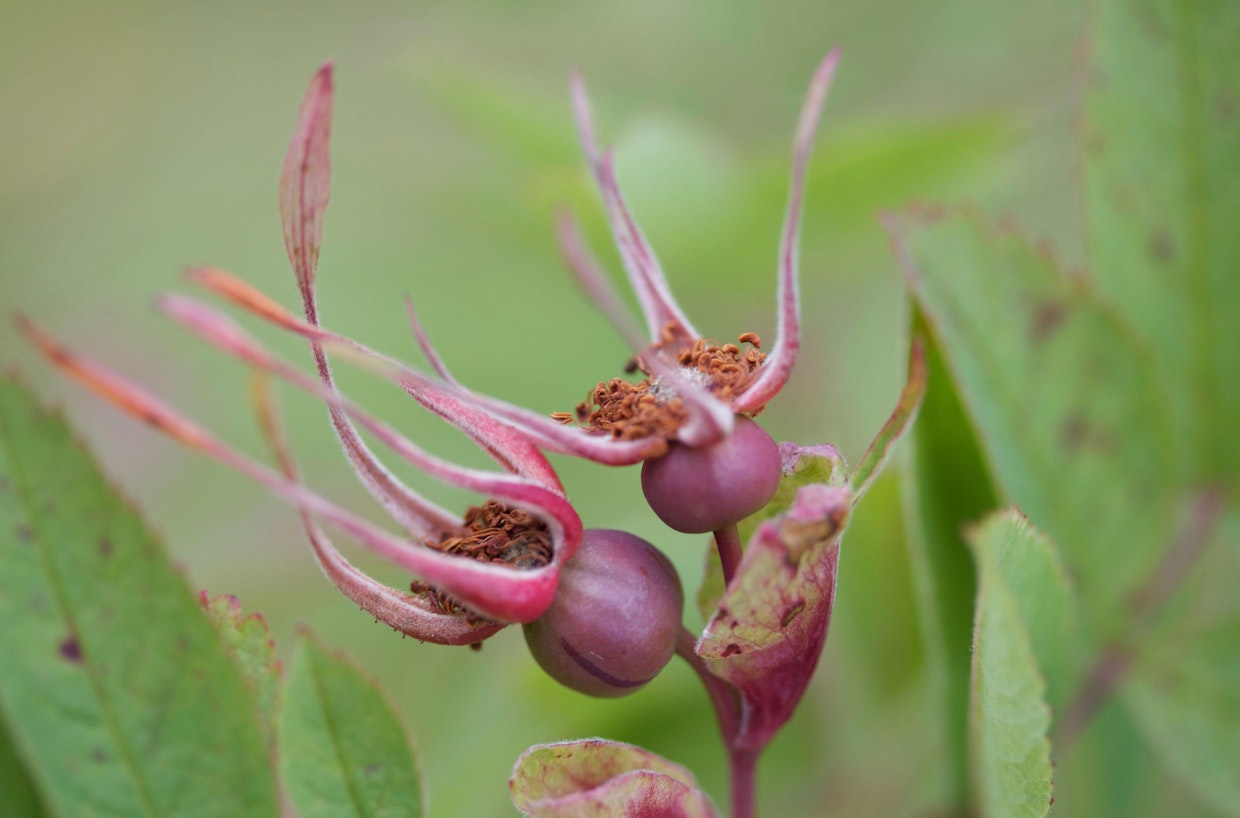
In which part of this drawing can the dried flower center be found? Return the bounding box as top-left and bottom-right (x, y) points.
(410, 500), (553, 621)
(552, 324), (766, 444)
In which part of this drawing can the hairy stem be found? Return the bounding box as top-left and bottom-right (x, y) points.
(714, 524), (743, 587)
(1054, 488), (1227, 750)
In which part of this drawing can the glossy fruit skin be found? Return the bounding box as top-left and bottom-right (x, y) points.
(523, 529), (683, 698)
(640, 416), (782, 534)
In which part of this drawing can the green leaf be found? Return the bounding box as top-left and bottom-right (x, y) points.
(278, 630), (425, 818)
(981, 508), (1079, 716)
(890, 209), (1178, 634)
(510, 739), (719, 818)
(899, 311), (997, 809)
(0, 375), (277, 817)
(967, 509), (1055, 818)
(1120, 504), (1240, 816)
(201, 592), (282, 749)
(0, 715), (47, 818)
(1084, 0), (1240, 483)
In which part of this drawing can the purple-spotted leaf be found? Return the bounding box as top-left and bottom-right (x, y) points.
(278, 630), (426, 818)
(697, 479), (851, 750)
(201, 592), (282, 748)
(510, 739), (719, 818)
(890, 208), (1177, 634)
(1085, 0), (1240, 483)
(0, 375), (276, 816)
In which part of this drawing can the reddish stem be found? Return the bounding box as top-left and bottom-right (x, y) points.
(677, 628), (758, 817)
(729, 747), (759, 818)
(714, 524), (743, 587)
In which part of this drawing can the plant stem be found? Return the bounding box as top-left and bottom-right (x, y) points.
(714, 523), (743, 587)
(677, 629), (758, 817)
(728, 747), (759, 818)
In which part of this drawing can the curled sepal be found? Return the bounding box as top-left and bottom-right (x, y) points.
(849, 335), (926, 504)
(510, 739), (720, 818)
(696, 480), (851, 751)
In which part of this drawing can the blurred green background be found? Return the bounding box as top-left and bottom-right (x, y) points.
(2, 1), (1087, 815)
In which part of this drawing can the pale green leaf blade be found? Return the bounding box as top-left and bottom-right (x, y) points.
(967, 509), (1055, 818)
(1085, 0), (1240, 483)
(201, 592), (282, 748)
(890, 209), (1178, 632)
(0, 376), (277, 817)
(983, 509), (1080, 715)
(279, 631), (426, 818)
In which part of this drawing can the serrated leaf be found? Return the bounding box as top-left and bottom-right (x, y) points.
(981, 509), (1080, 715)
(967, 509), (1054, 818)
(891, 209), (1178, 634)
(900, 312), (997, 808)
(0, 376), (277, 817)
(510, 739), (719, 818)
(201, 592), (282, 748)
(278, 631), (425, 818)
(1085, 0), (1240, 483)
(697, 482), (850, 750)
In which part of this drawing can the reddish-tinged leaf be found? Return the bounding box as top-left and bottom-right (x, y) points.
(281, 62), (333, 309)
(511, 739), (719, 818)
(697, 480), (851, 750)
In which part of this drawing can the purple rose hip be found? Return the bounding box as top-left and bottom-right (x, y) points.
(640, 416), (782, 534)
(523, 529), (683, 698)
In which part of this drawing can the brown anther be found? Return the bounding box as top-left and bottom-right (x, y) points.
(409, 500), (553, 623)
(550, 412), (575, 424)
(551, 327), (768, 441)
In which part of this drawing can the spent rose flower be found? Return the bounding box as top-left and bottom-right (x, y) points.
(409, 51), (839, 462)
(385, 52), (842, 536)
(17, 64), (588, 646)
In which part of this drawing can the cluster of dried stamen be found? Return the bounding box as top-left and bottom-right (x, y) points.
(411, 500), (553, 619)
(552, 328), (766, 443)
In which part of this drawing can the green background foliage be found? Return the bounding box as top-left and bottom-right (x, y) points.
(2, 0), (1235, 816)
